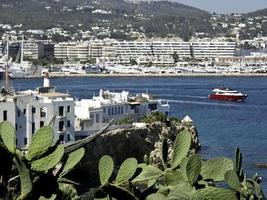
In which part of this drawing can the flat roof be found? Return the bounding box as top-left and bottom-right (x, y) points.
(38, 92), (70, 98)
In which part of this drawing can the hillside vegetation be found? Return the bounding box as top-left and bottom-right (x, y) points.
(0, 0), (211, 39)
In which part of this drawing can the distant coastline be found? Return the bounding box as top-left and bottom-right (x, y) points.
(14, 72), (267, 79)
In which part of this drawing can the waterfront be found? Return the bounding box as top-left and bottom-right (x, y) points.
(10, 76), (267, 192)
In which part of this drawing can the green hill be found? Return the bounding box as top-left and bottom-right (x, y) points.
(0, 0), (212, 39)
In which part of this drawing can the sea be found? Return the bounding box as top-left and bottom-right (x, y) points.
(11, 76), (267, 192)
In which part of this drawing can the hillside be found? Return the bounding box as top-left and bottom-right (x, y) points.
(0, 0), (212, 39)
(246, 8), (267, 17)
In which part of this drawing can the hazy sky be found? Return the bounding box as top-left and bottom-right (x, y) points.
(173, 0), (267, 13)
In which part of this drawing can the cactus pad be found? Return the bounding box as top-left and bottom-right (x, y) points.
(0, 121), (16, 154)
(102, 183), (137, 200)
(164, 168), (187, 185)
(14, 150), (32, 199)
(192, 187), (237, 200)
(186, 154), (202, 186)
(161, 138), (169, 169)
(31, 145), (64, 172)
(60, 147), (85, 177)
(131, 165), (163, 183)
(201, 157), (234, 181)
(167, 182), (195, 200)
(171, 130), (191, 169)
(225, 170), (241, 191)
(26, 126), (54, 161)
(99, 155), (114, 185)
(115, 157), (138, 185)
(146, 193), (167, 200)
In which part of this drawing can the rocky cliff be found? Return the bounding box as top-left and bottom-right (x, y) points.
(75, 119), (200, 188)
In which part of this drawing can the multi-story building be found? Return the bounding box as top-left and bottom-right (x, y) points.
(54, 42), (90, 62)
(75, 89), (170, 137)
(0, 77), (75, 148)
(23, 39), (39, 59)
(191, 40), (236, 59)
(99, 40), (191, 66)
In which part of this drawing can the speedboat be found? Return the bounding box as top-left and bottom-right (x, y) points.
(208, 86), (247, 101)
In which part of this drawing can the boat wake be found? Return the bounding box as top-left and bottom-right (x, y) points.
(160, 99), (258, 108)
(160, 94), (207, 99)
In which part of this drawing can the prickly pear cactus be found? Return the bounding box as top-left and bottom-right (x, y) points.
(99, 155), (114, 185)
(160, 138), (169, 169)
(26, 126), (54, 161)
(14, 150), (33, 200)
(171, 130), (191, 169)
(115, 157), (138, 185)
(167, 182), (195, 200)
(102, 183), (137, 200)
(191, 187), (237, 200)
(224, 170), (241, 191)
(0, 121), (16, 154)
(60, 147), (85, 177)
(201, 157), (234, 181)
(186, 154), (202, 186)
(131, 164), (163, 183)
(31, 145), (64, 172)
(146, 193), (167, 200)
(164, 168), (187, 186)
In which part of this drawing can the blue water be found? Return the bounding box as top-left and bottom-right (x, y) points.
(11, 76), (267, 192)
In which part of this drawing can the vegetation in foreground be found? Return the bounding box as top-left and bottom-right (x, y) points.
(0, 117), (265, 199)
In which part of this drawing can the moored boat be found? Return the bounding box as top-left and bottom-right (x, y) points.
(208, 86), (247, 101)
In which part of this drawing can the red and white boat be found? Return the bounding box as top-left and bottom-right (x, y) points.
(208, 87), (248, 101)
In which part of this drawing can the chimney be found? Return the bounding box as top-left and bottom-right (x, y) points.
(43, 72), (50, 87)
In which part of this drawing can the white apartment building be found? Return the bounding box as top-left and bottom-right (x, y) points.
(97, 41), (191, 66)
(75, 89), (170, 137)
(191, 41), (236, 59)
(23, 39), (39, 59)
(0, 78), (75, 148)
(54, 42), (90, 61)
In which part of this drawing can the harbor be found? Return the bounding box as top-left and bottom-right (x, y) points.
(8, 75), (267, 192)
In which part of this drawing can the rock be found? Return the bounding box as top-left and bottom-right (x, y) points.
(256, 163), (267, 169)
(77, 120), (200, 187)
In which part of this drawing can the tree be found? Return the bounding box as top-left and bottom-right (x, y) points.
(172, 51), (179, 63)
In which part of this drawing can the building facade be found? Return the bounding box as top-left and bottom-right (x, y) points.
(0, 84), (75, 148)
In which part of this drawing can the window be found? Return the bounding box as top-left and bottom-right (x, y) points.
(32, 107), (36, 114)
(118, 107), (121, 115)
(23, 109), (26, 115)
(108, 108), (111, 116)
(59, 135), (64, 142)
(24, 138), (27, 145)
(59, 121), (64, 131)
(40, 121), (44, 127)
(103, 108), (106, 113)
(121, 106), (124, 114)
(40, 107), (47, 118)
(17, 110), (20, 117)
(32, 122), (35, 134)
(67, 106), (70, 112)
(96, 114), (100, 123)
(59, 106), (64, 116)
(67, 134), (71, 141)
(112, 108), (114, 115)
(90, 114), (94, 122)
(15, 124), (18, 130)
(115, 107), (117, 115)
(67, 120), (70, 127)
(3, 110), (7, 121)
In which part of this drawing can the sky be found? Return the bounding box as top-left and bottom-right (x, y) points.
(173, 0), (267, 14)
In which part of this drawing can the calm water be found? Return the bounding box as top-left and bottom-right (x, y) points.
(11, 76), (267, 192)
